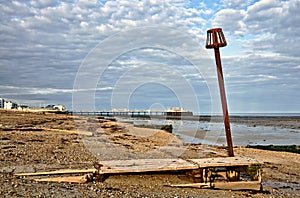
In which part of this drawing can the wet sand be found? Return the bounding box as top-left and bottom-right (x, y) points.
(120, 115), (300, 146)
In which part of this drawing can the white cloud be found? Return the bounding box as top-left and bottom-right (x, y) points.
(213, 0), (300, 58)
(0, 0), (299, 112)
(0, 85), (113, 95)
(212, 9), (246, 36)
(245, 0), (283, 33)
(247, 0), (281, 14)
(221, 0), (254, 9)
(244, 0), (300, 56)
(30, 0), (57, 8)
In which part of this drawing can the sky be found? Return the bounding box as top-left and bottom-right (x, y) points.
(0, 0), (299, 114)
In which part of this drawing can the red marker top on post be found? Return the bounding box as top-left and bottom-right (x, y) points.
(206, 28), (227, 49)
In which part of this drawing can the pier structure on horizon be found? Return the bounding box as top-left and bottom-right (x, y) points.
(69, 107), (193, 117)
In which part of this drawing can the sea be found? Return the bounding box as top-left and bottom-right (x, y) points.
(115, 113), (300, 146)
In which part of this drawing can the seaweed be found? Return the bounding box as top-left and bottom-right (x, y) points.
(246, 145), (300, 154)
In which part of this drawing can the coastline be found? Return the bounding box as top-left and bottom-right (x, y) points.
(116, 114), (300, 129)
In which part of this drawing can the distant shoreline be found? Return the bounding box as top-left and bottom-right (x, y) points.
(83, 113), (300, 131)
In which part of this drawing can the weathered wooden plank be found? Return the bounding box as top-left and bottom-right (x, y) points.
(189, 157), (262, 168)
(33, 174), (93, 184)
(169, 182), (210, 188)
(99, 157), (261, 174)
(14, 169), (97, 176)
(100, 158), (198, 174)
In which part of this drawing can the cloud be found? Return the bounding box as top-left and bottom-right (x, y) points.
(0, 85), (113, 95)
(244, 0), (300, 56)
(0, 0), (299, 113)
(245, 0), (283, 34)
(0, 0), (210, 109)
(212, 0), (300, 58)
(220, 52), (300, 112)
(212, 9), (246, 36)
(221, 0), (254, 9)
(30, 0), (58, 9)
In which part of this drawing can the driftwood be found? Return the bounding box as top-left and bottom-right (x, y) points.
(33, 173), (94, 184)
(14, 168), (97, 176)
(168, 182), (210, 188)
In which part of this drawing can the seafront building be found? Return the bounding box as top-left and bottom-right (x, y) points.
(45, 104), (66, 111)
(4, 101), (18, 109)
(0, 98), (4, 108)
(0, 97), (65, 113)
(165, 107), (193, 116)
(0, 98), (18, 109)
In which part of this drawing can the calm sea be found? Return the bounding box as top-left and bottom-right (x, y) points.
(232, 113), (300, 117)
(198, 113), (300, 117)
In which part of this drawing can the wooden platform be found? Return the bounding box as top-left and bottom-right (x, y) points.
(15, 157), (261, 176)
(14, 157), (263, 190)
(99, 157), (262, 174)
(98, 157), (263, 191)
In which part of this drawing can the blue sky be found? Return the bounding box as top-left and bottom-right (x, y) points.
(0, 0), (299, 114)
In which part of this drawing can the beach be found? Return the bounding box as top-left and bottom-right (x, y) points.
(0, 110), (299, 197)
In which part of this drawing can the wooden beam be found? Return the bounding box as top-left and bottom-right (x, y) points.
(189, 157), (262, 168)
(169, 182), (210, 188)
(33, 174), (93, 184)
(14, 168), (97, 176)
(99, 158), (198, 174)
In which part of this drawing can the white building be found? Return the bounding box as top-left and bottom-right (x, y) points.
(165, 107), (193, 116)
(17, 105), (29, 111)
(0, 98), (18, 109)
(53, 104), (66, 111)
(0, 98), (4, 108)
(4, 100), (18, 109)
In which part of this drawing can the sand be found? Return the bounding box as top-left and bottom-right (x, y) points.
(0, 110), (299, 197)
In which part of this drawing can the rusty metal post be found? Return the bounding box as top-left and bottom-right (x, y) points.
(206, 28), (234, 157)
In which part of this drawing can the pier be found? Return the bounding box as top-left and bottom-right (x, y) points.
(68, 108), (193, 117)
